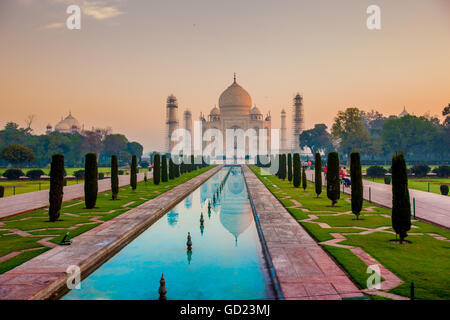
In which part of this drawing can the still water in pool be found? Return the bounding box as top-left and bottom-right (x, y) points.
(63, 167), (273, 300)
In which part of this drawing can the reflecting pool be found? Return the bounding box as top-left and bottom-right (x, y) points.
(63, 166), (274, 300)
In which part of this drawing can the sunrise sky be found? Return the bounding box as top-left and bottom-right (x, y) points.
(0, 0), (449, 152)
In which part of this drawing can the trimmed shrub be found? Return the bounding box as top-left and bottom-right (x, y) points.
(144, 172), (147, 183)
(392, 152), (411, 243)
(98, 172), (105, 180)
(350, 152), (363, 219)
(0, 186), (4, 198)
(432, 165), (450, 178)
(384, 176), (391, 184)
(287, 154), (293, 182)
(302, 166), (307, 190)
(26, 169), (45, 180)
(293, 153), (300, 188)
(74, 170), (85, 179)
(161, 155), (168, 182)
(118, 170), (124, 175)
(2, 168), (24, 180)
(153, 154), (161, 185)
(63, 178), (67, 186)
(366, 166), (387, 178)
(411, 164), (430, 178)
(169, 158), (175, 180)
(315, 152), (322, 197)
(326, 152), (340, 206)
(440, 185), (449, 196)
(84, 153), (98, 209)
(130, 154), (137, 190)
(49, 154), (64, 222)
(111, 155), (119, 200)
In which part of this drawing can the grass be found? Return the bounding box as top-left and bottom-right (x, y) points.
(250, 166), (450, 300)
(363, 177), (450, 195)
(0, 166), (212, 274)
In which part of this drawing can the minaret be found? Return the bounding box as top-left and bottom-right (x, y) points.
(184, 109), (193, 154)
(280, 109), (287, 153)
(166, 94), (179, 153)
(291, 93), (304, 153)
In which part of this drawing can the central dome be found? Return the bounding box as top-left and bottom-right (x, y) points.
(218, 77), (252, 115)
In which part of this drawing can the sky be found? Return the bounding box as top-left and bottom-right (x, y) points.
(0, 0), (449, 152)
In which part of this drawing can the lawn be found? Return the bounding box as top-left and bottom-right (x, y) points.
(363, 177), (450, 195)
(250, 166), (450, 300)
(0, 166), (212, 274)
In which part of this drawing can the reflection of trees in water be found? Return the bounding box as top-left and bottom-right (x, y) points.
(167, 210), (179, 226)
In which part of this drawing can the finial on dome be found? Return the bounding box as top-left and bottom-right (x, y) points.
(233, 73), (236, 83)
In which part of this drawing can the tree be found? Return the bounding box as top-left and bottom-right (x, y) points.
(111, 155), (119, 200)
(287, 154), (293, 182)
(326, 152), (340, 206)
(279, 154), (286, 180)
(300, 124), (333, 156)
(443, 103), (450, 128)
(314, 152), (322, 197)
(102, 134), (128, 157)
(161, 155), (168, 182)
(302, 166), (307, 190)
(84, 153), (98, 209)
(391, 152), (411, 244)
(49, 154), (64, 222)
(153, 154), (161, 185)
(0, 144), (34, 168)
(350, 152), (363, 219)
(130, 154), (137, 190)
(169, 158), (175, 180)
(127, 142), (144, 161)
(331, 108), (371, 158)
(293, 153), (300, 188)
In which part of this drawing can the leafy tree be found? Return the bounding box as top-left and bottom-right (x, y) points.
(153, 154), (161, 185)
(2, 169), (25, 180)
(300, 124), (333, 155)
(49, 154), (64, 222)
(84, 153), (98, 209)
(26, 169), (45, 179)
(287, 154), (292, 182)
(350, 152), (363, 219)
(140, 160), (150, 169)
(410, 164), (430, 178)
(102, 134), (128, 157)
(443, 103), (450, 128)
(432, 165), (450, 178)
(127, 142), (143, 161)
(391, 152), (411, 244)
(0, 144), (34, 168)
(366, 166), (387, 178)
(331, 108), (371, 158)
(111, 155), (119, 200)
(302, 166), (307, 190)
(314, 152), (322, 197)
(326, 152), (340, 206)
(130, 154), (137, 190)
(293, 153), (300, 188)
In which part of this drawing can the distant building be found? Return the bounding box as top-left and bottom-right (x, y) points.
(399, 106), (409, 117)
(45, 112), (106, 136)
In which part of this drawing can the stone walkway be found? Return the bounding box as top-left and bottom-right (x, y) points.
(0, 166), (221, 300)
(0, 172), (149, 219)
(243, 166), (364, 300)
(305, 170), (450, 229)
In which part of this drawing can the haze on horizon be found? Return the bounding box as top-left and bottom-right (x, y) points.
(0, 0), (449, 153)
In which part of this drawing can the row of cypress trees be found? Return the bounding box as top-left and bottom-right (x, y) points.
(153, 154), (205, 186)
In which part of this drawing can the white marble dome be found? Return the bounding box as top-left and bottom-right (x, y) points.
(55, 113), (80, 133)
(219, 78), (252, 115)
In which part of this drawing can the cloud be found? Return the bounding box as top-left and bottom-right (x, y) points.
(40, 22), (65, 30)
(82, 4), (123, 20)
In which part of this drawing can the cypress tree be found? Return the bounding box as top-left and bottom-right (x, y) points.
(169, 158), (175, 180)
(111, 155), (119, 200)
(174, 158), (180, 178)
(84, 152), (98, 209)
(293, 153), (300, 188)
(191, 155), (195, 171)
(326, 152), (340, 206)
(153, 154), (161, 185)
(161, 154), (168, 182)
(302, 166), (307, 190)
(287, 154), (293, 182)
(315, 152), (322, 198)
(49, 154), (64, 222)
(392, 152), (411, 244)
(350, 152), (363, 219)
(130, 154), (137, 190)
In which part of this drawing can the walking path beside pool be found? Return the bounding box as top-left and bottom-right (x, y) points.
(243, 166), (364, 300)
(305, 171), (450, 229)
(0, 172), (149, 219)
(0, 166), (221, 300)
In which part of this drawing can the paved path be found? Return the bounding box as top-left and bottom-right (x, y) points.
(306, 170), (450, 229)
(0, 166), (221, 300)
(0, 172), (150, 219)
(243, 166), (363, 300)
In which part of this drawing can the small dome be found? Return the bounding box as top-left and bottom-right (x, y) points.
(210, 106), (220, 115)
(250, 106), (262, 115)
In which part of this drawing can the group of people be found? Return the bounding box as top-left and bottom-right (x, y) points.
(323, 165), (352, 187)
